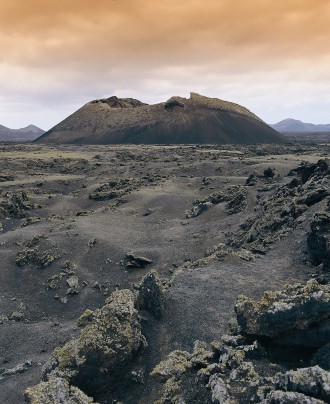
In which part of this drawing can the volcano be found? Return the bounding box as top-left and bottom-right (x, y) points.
(36, 93), (285, 144)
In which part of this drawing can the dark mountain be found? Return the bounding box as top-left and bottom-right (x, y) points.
(270, 118), (330, 132)
(36, 93), (285, 144)
(0, 124), (45, 141)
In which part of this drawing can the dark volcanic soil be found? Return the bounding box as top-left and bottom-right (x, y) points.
(0, 142), (329, 403)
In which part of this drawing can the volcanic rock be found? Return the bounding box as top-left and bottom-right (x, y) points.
(36, 93), (284, 145)
(24, 377), (95, 403)
(135, 270), (165, 318)
(37, 289), (145, 399)
(235, 280), (330, 347)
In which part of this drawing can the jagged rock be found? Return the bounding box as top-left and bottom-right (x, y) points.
(274, 366), (330, 402)
(208, 374), (231, 403)
(264, 167), (276, 178)
(135, 270), (165, 318)
(125, 253), (152, 269)
(42, 289), (145, 397)
(16, 248), (57, 268)
(89, 178), (138, 200)
(66, 275), (79, 295)
(186, 185), (247, 218)
(308, 212), (330, 271)
(235, 280), (330, 347)
(220, 334), (246, 348)
(151, 350), (192, 382)
(290, 159), (329, 184)
(44, 274), (63, 290)
(262, 390), (326, 403)
(25, 377), (95, 403)
(0, 191), (34, 219)
(0, 361), (32, 377)
(230, 159), (330, 253)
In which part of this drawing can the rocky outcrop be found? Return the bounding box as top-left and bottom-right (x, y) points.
(0, 191), (35, 219)
(28, 289), (146, 401)
(230, 159), (330, 253)
(235, 280), (330, 347)
(186, 185), (247, 218)
(89, 177), (139, 201)
(36, 93), (284, 145)
(152, 279), (330, 403)
(16, 248), (58, 268)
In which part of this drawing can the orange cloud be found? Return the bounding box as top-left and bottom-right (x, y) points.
(0, 0), (330, 128)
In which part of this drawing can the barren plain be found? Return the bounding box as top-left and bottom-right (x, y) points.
(0, 142), (329, 403)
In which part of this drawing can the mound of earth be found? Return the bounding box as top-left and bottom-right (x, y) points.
(36, 93), (284, 145)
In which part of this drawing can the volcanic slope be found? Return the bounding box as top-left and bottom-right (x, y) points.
(36, 93), (285, 145)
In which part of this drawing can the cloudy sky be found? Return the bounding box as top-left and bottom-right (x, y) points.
(1, 0), (330, 130)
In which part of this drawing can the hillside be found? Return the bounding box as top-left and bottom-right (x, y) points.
(36, 93), (285, 144)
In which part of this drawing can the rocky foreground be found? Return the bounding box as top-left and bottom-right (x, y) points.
(0, 142), (329, 403)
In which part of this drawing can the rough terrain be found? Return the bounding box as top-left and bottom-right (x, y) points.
(0, 142), (329, 403)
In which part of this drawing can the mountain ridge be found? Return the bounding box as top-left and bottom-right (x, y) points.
(270, 118), (330, 132)
(0, 124), (45, 141)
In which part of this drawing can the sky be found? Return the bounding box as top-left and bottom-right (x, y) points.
(1, 0), (330, 130)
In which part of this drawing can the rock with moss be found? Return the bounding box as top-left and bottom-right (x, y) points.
(25, 377), (95, 404)
(42, 289), (146, 397)
(274, 366), (330, 402)
(135, 270), (165, 318)
(262, 390), (326, 403)
(235, 280), (330, 347)
(16, 248), (58, 268)
(208, 374), (232, 404)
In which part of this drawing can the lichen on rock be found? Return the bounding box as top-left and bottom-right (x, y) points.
(28, 289), (146, 401)
(24, 377), (95, 404)
(235, 280), (330, 347)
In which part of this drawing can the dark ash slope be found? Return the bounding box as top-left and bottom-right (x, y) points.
(36, 93), (285, 145)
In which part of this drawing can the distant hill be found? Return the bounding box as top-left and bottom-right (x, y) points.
(36, 93), (285, 145)
(270, 118), (330, 132)
(0, 124), (45, 142)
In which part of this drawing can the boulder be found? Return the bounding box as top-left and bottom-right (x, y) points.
(41, 289), (145, 397)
